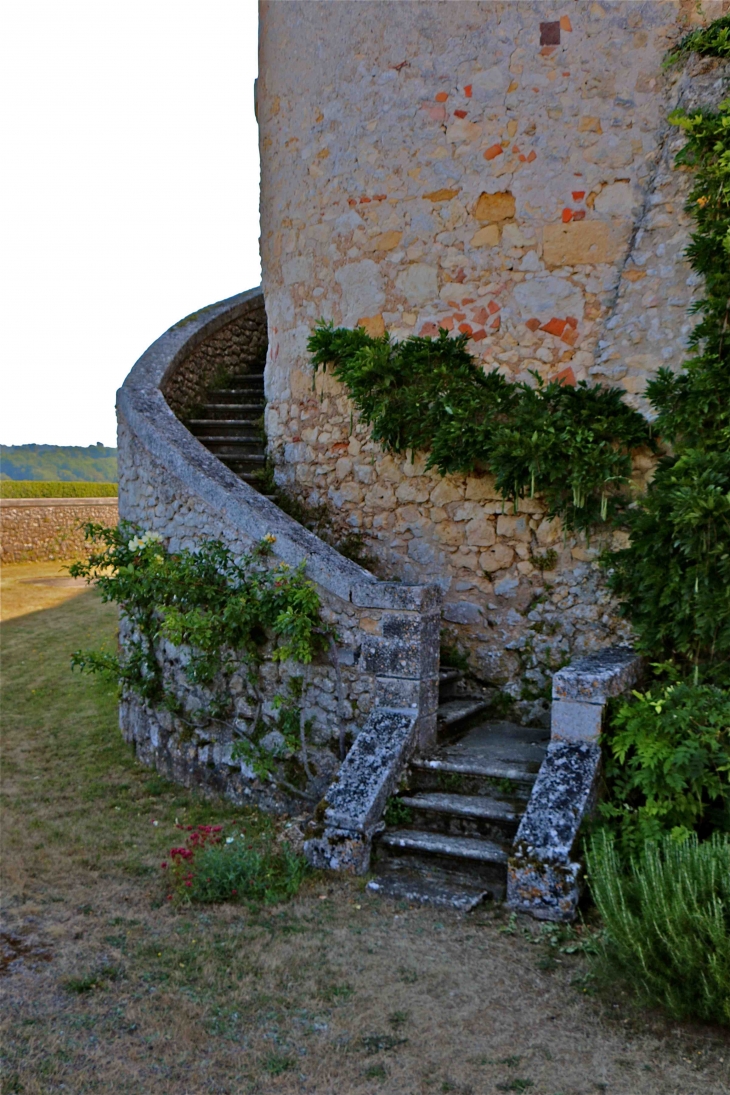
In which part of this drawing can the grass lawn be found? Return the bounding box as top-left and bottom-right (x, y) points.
(1, 571), (729, 1094)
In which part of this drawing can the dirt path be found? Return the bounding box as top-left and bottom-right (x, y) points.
(2, 586), (729, 1094)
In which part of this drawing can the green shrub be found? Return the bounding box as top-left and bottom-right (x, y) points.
(0, 480), (118, 498)
(164, 824), (309, 906)
(70, 523), (330, 702)
(605, 95), (730, 685)
(606, 452), (730, 685)
(586, 830), (730, 1025)
(599, 681), (730, 853)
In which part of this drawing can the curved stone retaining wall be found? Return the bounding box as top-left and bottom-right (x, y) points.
(117, 288), (441, 828)
(0, 497), (119, 563)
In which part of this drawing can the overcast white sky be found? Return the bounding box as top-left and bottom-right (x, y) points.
(1, 1), (261, 447)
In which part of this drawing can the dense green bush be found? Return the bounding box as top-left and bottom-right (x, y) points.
(599, 681), (730, 853)
(309, 325), (651, 532)
(586, 830), (730, 1025)
(607, 452), (730, 686)
(70, 523), (330, 703)
(164, 822), (309, 906)
(607, 95), (730, 686)
(0, 480), (118, 498)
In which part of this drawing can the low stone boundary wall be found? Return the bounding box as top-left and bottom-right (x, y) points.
(0, 498), (119, 564)
(117, 288), (441, 829)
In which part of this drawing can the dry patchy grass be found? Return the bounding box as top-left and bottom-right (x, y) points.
(1, 561), (89, 622)
(2, 586), (730, 1094)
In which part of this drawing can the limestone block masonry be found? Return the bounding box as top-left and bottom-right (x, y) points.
(117, 288), (440, 819)
(0, 498), (119, 563)
(258, 0), (728, 710)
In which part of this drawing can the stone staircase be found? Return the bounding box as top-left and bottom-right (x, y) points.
(367, 669), (550, 910)
(185, 370), (272, 493)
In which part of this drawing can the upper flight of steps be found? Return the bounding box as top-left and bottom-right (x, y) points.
(185, 370), (274, 495)
(368, 669), (550, 911)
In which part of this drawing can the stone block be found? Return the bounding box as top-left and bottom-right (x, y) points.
(374, 675), (439, 714)
(479, 543), (514, 573)
(304, 827), (371, 874)
(552, 646), (642, 703)
(543, 221), (626, 266)
(506, 858), (580, 922)
(474, 191), (515, 222)
(395, 263), (439, 306)
(352, 581), (442, 612)
(362, 615), (440, 679)
(336, 260), (385, 325)
(442, 600), (483, 625)
(550, 699), (603, 743)
(470, 224), (500, 248)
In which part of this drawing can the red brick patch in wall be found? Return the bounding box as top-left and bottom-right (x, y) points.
(484, 143), (504, 161)
(526, 318), (541, 332)
(435, 91), (449, 102)
(541, 317), (568, 337)
(556, 365), (576, 387)
(464, 84), (472, 97)
(540, 21), (561, 46)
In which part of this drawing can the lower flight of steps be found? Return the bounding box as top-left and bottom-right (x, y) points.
(367, 669), (549, 910)
(184, 371), (275, 496)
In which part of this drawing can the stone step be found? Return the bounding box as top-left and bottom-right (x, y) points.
(204, 443), (267, 457)
(374, 828), (508, 896)
(192, 429), (263, 442)
(438, 667), (464, 701)
(397, 790), (521, 841)
(218, 454), (267, 468)
(189, 418), (263, 428)
(225, 374), (265, 387)
(378, 828), (508, 866)
(201, 398), (267, 407)
(400, 791), (519, 824)
(436, 697), (489, 729)
(366, 869), (491, 911)
(412, 753), (539, 786)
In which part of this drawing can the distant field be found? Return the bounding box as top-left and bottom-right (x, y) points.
(1, 443), (117, 482)
(0, 481), (118, 499)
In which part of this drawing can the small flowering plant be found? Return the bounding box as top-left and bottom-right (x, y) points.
(161, 821), (309, 907)
(69, 521), (331, 702)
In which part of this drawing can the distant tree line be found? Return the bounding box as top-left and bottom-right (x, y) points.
(0, 444), (117, 483)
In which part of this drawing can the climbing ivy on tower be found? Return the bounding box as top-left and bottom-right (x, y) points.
(308, 325), (652, 533)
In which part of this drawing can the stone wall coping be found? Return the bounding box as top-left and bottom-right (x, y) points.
(552, 646), (642, 704)
(118, 288), (398, 604)
(123, 287), (265, 395)
(0, 497), (119, 509)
